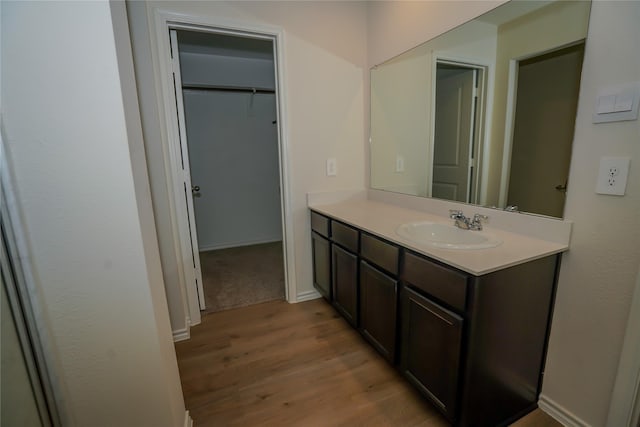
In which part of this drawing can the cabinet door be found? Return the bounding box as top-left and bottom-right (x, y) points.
(401, 287), (463, 421)
(311, 232), (331, 300)
(360, 260), (398, 363)
(332, 245), (358, 326)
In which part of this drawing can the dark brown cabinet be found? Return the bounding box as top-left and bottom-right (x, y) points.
(401, 286), (463, 422)
(311, 231), (331, 300)
(309, 209), (560, 427)
(332, 245), (358, 326)
(360, 260), (398, 363)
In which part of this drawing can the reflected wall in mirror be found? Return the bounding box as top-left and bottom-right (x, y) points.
(370, 0), (591, 218)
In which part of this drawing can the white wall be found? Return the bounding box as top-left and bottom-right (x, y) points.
(368, 1), (640, 426)
(183, 90), (282, 250)
(1, 2), (185, 426)
(129, 1), (368, 332)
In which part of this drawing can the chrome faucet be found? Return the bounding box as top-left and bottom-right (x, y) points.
(449, 210), (488, 231)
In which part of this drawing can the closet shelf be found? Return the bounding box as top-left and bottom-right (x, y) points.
(182, 84), (275, 94)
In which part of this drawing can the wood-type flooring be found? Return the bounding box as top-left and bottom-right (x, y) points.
(175, 299), (561, 427)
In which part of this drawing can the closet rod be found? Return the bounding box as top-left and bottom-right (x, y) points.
(182, 85), (275, 94)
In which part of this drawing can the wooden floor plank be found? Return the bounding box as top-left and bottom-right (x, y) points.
(175, 299), (559, 426)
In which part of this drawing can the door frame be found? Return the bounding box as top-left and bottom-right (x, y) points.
(152, 10), (297, 329)
(428, 54), (489, 204)
(1, 136), (62, 426)
(498, 40), (585, 208)
(167, 29), (206, 314)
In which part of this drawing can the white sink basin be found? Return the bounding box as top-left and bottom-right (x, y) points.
(396, 221), (502, 250)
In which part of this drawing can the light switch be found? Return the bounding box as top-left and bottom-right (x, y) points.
(593, 83), (640, 123)
(614, 93), (634, 112)
(596, 94), (616, 114)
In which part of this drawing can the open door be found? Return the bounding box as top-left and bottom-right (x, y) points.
(169, 30), (206, 310)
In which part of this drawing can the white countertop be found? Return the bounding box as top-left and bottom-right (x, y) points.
(310, 199), (568, 276)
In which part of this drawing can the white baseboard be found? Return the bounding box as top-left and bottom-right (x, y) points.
(199, 237), (282, 252)
(539, 394), (590, 427)
(295, 289), (321, 302)
(173, 326), (190, 342)
(184, 410), (193, 427)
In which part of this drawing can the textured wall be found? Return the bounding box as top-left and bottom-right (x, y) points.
(1, 2), (185, 425)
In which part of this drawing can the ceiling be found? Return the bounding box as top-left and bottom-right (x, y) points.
(476, 0), (554, 26)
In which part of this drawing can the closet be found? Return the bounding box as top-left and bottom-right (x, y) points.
(175, 31), (284, 314)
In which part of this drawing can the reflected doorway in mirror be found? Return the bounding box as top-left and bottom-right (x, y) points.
(501, 42), (585, 218)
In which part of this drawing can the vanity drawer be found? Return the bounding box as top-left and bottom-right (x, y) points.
(310, 211), (330, 238)
(331, 221), (359, 253)
(361, 233), (399, 276)
(403, 252), (468, 312)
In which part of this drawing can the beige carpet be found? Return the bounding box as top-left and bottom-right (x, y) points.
(199, 241), (285, 314)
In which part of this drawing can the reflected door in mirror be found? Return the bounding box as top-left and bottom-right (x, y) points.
(433, 64), (479, 203)
(507, 43), (585, 218)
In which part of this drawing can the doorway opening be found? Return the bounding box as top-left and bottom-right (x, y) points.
(171, 29), (287, 315)
(503, 42), (585, 217)
(431, 60), (487, 204)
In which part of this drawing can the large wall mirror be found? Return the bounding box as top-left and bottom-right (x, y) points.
(370, 0), (592, 218)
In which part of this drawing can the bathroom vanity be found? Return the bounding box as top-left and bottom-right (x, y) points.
(309, 199), (568, 426)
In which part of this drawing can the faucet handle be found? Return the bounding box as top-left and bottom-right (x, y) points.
(449, 209), (464, 219)
(471, 214), (488, 230)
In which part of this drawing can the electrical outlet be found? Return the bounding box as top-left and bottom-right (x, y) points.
(596, 157), (630, 195)
(326, 158), (337, 176)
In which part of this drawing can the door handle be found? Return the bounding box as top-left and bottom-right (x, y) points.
(192, 185), (200, 192)
(555, 183), (567, 193)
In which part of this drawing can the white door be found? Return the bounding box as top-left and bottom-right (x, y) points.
(432, 65), (476, 202)
(169, 30), (206, 310)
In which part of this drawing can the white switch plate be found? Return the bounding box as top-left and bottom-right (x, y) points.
(326, 158), (337, 176)
(596, 156), (630, 196)
(593, 83), (640, 123)
(396, 155), (405, 173)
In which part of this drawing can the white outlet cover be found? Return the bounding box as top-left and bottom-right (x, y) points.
(326, 158), (337, 176)
(596, 156), (631, 196)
